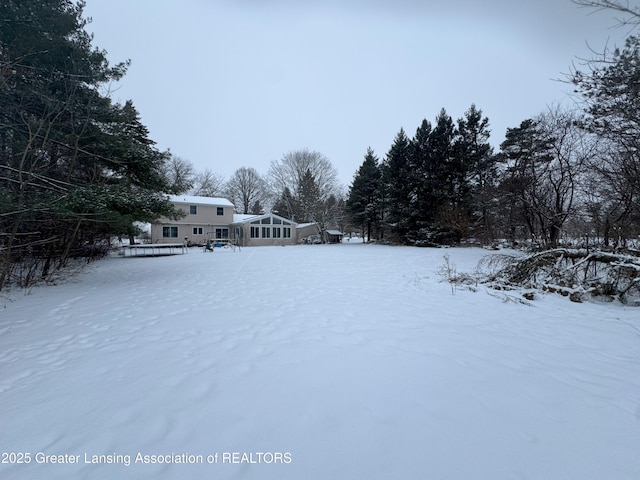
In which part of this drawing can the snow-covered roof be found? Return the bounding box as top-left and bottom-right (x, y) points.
(232, 212), (296, 225)
(168, 195), (234, 207)
(326, 230), (343, 235)
(233, 214), (260, 223)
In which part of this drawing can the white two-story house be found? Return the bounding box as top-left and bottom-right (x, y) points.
(151, 195), (234, 245)
(150, 195), (300, 247)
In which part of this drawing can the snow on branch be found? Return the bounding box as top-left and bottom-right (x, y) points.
(477, 248), (640, 305)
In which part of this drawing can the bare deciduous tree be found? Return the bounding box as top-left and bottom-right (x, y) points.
(191, 169), (225, 198)
(225, 167), (269, 214)
(582, 140), (640, 246)
(160, 154), (195, 194)
(572, 0), (640, 26)
(499, 108), (597, 247)
(268, 149), (339, 222)
(537, 107), (599, 246)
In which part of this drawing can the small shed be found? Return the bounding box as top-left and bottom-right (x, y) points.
(325, 230), (343, 244)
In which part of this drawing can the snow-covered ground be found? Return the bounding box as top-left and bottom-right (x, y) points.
(1, 242), (639, 480)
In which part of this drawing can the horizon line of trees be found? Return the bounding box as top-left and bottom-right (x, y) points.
(346, 97), (639, 248)
(344, 0), (640, 248)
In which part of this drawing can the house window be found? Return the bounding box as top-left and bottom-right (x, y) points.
(163, 226), (178, 238)
(217, 207), (224, 216)
(251, 226), (260, 238)
(273, 217), (282, 224)
(189, 205), (197, 215)
(193, 227), (203, 235)
(273, 227), (281, 238)
(215, 228), (229, 239)
(283, 227), (291, 238)
(262, 227), (271, 238)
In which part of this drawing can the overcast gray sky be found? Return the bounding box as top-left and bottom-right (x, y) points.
(83, 0), (628, 187)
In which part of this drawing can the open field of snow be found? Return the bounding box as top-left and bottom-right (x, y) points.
(1, 242), (639, 479)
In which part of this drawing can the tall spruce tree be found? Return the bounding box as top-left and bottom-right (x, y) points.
(454, 104), (495, 241)
(382, 128), (413, 241)
(410, 119), (437, 232)
(429, 108), (457, 206)
(298, 168), (321, 223)
(420, 109), (461, 243)
(272, 187), (298, 221)
(347, 148), (382, 242)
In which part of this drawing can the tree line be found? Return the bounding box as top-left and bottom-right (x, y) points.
(346, 25), (640, 249)
(0, 0), (184, 290)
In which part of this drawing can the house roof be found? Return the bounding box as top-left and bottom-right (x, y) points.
(232, 212), (296, 225)
(233, 214), (260, 223)
(168, 195), (234, 207)
(326, 230), (343, 235)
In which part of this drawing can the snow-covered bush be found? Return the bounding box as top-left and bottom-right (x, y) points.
(480, 248), (640, 305)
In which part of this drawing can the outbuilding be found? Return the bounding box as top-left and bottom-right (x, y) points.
(324, 230), (344, 244)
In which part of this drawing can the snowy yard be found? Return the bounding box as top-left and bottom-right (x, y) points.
(1, 243), (639, 480)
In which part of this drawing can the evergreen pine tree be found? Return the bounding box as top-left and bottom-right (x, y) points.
(298, 168), (321, 223)
(381, 128), (413, 242)
(498, 119), (555, 244)
(250, 200), (264, 215)
(347, 148), (382, 242)
(0, 0), (176, 289)
(410, 119), (436, 232)
(430, 108), (457, 205)
(419, 109), (460, 244)
(453, 104), (495, 241)
(272, 187), (299, 221)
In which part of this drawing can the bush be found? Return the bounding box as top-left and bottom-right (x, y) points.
(481, 248), (640, 305)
